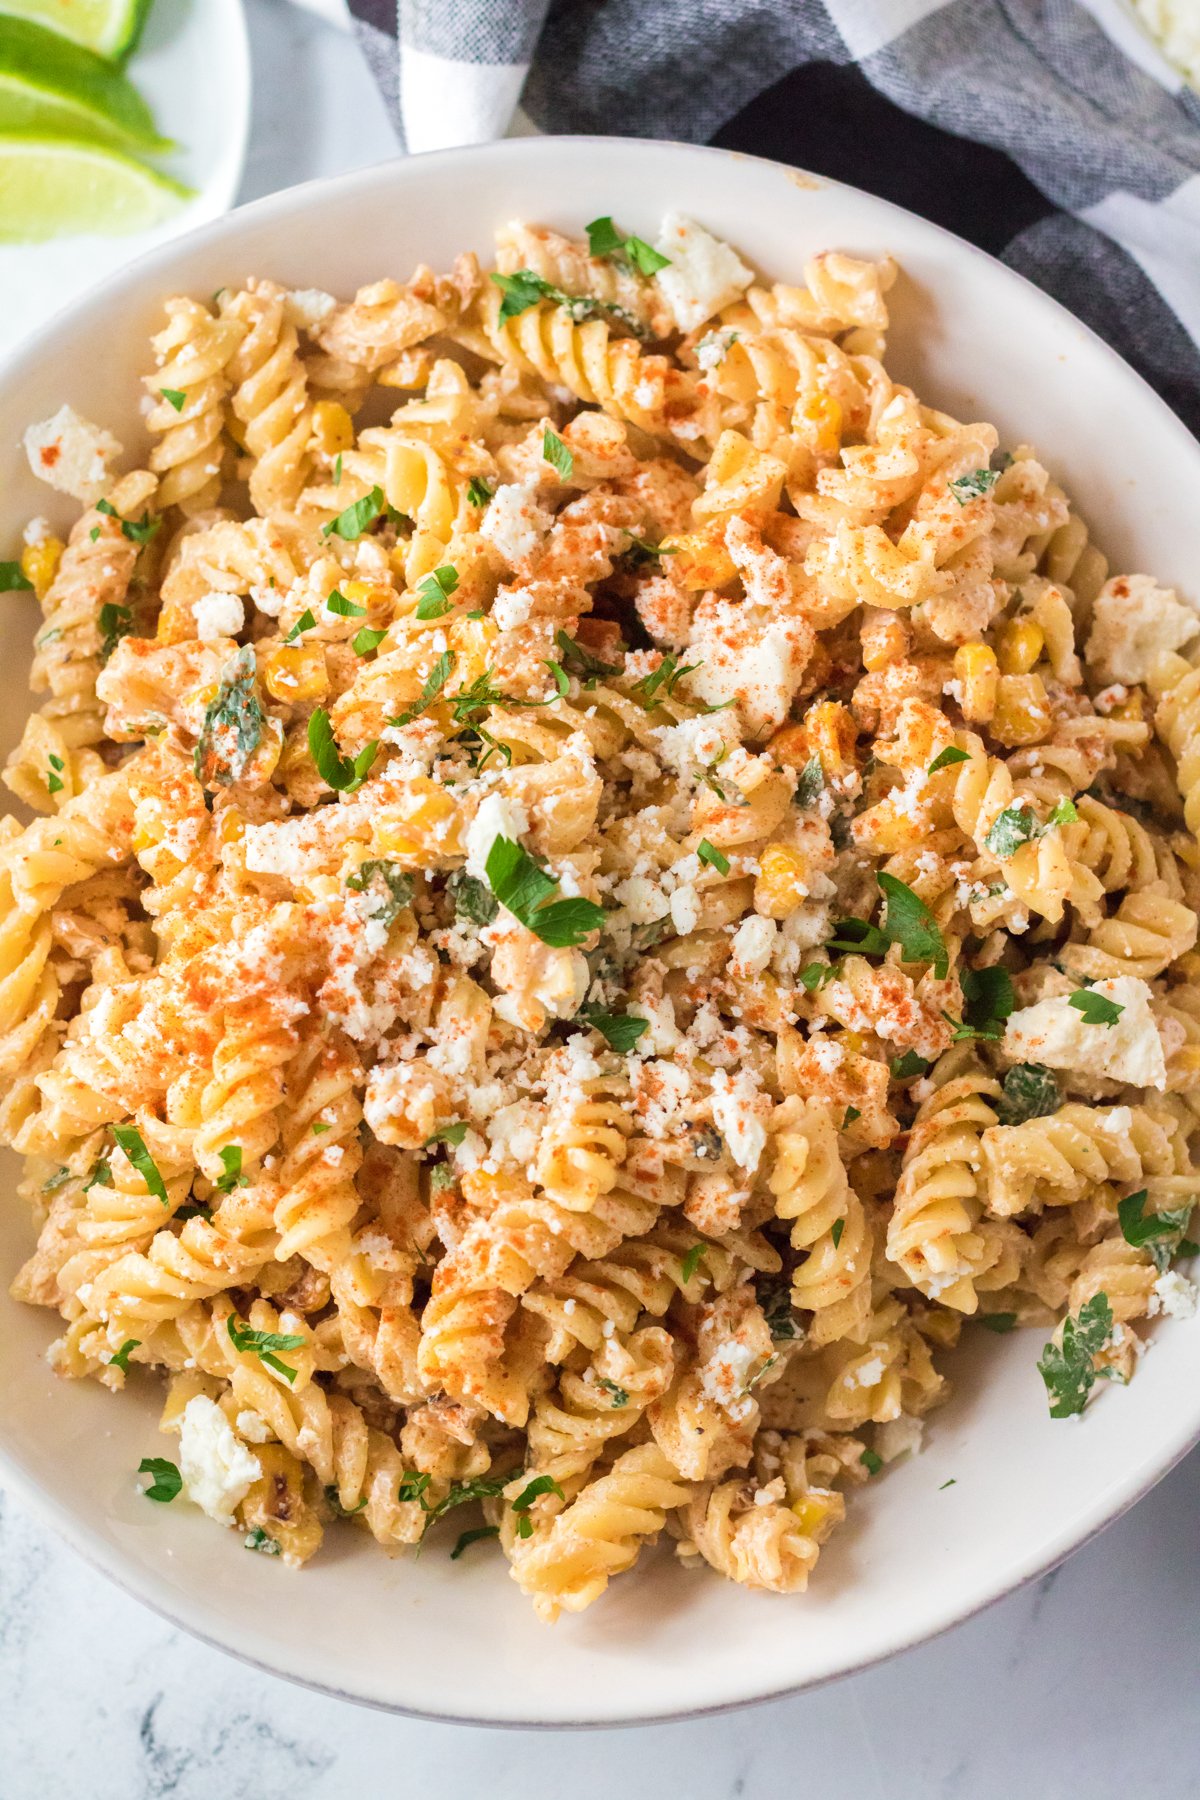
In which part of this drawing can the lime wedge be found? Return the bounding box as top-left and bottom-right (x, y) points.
(0, 130), (191, 241)
(0, 17), (169, 151)
(0, 0), (152, 63)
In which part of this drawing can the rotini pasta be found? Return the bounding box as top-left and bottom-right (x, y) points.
(4, 213), (1197, 1619)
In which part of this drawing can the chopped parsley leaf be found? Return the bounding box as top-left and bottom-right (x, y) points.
(954, 965), (1015, 1041)
(585, 215), (671, 275)
(0, 561), (34, 592)
(244, 1527), (281, 1555)
(426, 1121), (468, 1147)
(345, 860), (413, 926)
(1118, 1190), (1194, 1273)
(46, 754), (64, 795)
(467, 477), (494, 508)
(800, 961), (838, 992)
(226, 1313), (306, 1383)
(948, 468), (999, 505)
(111, 1124), (168, 1206)
(484, 836), (606, 947)
(996, 1063), (1059, 1125)
(552, 628), (620, 689)
(353, 625), (387, 656)
(108, 1338), (140, 1372)
(325, 588), (367, 618)
(542, 427), (573, 480)
(681, 1243), (705, 1285)
(596, 1376), (629, 1407)
(194, 645), (265, 795)
(322, 485), (385, 540)
(284, 608), (317, 643)
(979, 1312), (1017, 1334)
(414, 564), (459, 621)
(890, 1050), (930, 1079)
(214, 1145), (246, 1193)
(628, 652), (696, 706)
(490, 268), (647, 335)
(928, 745), (970, 774)
(512, 1474), (565, 1538)
(138, 1457), (181, 1502)
(449, 870), (498, 928)
(1068, 987), (1124, 1027)
(325, 1486), (367, 1517)
(160, 388), (186, 412)
(860, 1449), (883, 1476)
(831, 1216), (846, 1246)
(1037, 1292), (1113, 1418)
(983, 805), (1041, 859)
(578, 1007), (648, 1053)
(794, 756), (825, 809)
(389, 649), (455, 728)
(450, 1525), (499, 1559)
(307, 706), (377, 794)
(98, 600), (133, 664)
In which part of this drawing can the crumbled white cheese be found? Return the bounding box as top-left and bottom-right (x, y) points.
(192, 591), (245, 642)
(1085, 573), (1199, 684)
(686, 604), (812, 738)
(176, 1395), (261, 1525)
(1152, 1270), (1197, 1319)
(481, 480), (553, 568)
(250, 581), (285, 618)
(670, 883), (700, 934)
(699, 1338), (758, 1421)
(1001, 975), (1167, 1090)
(709, 1067), (768, 1172)
(284, 288), (337, 331)
(653, 214), (754, 331)
(22, 516), (51, 547)
(695, 329), (738, 373)
(874, 1415), (924, 1462)
(730, 913), (777, 976)
(24, 405), (122, 504)
(235, 1410), (273, 1444)
(464, 792), (530, 883)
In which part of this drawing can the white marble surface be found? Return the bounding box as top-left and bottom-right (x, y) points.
(3, 5), (1200, 1793)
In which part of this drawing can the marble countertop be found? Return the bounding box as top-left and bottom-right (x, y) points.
(3, 5), (1199, 1793)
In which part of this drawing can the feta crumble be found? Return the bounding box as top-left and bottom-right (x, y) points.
(176, 1394), (261, 1526)
(24, 405), (122, 505)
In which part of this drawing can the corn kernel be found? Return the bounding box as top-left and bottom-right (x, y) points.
(155, 601), (193, 644)
(339, 578), (375, 607)
(218, 808), (245, 847)
(765, 724), (811, 768)
(375, 784), (459, 859)
(840, 1031), (867, 1056)
(952, 643), (999, 723)
(804, 700), (857, 776)
(996, 618), (1045, 675)
(667, 528), (737, 592)
(755, 843), (809, 919)
(262, 643), (329, 703)
(21, 536), (63, 601)
(791, 1493), (835, 1536)
(861, 609), (909, 673)
(131, 820), (161, 855)
(312, 401), (354, 455)
(1109, 688), (1144, 723)
(991, 673), (1051, 747)
(447, 615), (498, 685)
(796, 390), (842, 456)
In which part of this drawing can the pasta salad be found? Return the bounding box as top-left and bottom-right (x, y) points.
(2, 212), (1198, 1620)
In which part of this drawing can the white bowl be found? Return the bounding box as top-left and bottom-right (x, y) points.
(1, 138), (1198, 1727)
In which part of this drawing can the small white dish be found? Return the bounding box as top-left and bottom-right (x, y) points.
(0, 0), (250, 359)
(1, 137), (1198, 1726)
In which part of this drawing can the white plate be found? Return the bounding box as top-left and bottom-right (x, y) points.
(1, 138), (1198, 1727)
(0, 0), (250, 358)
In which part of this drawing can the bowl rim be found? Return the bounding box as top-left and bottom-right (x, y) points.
(2, 132), (1200, 1727)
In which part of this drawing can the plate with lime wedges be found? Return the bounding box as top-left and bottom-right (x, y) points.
(0, 0), (249, 354)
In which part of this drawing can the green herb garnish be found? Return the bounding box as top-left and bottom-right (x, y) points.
(0, 561), (34, 592)
(996, 1063), (1060, 1126)
(542, 428), (573, 480)
(108, 1338), (140, 1372)
(139, 1457), (181, 1502)
(284, 608), (316, 644)
(244, 1527), (281, 1555)
(1037, 1292), (1113, 1418)
(579, 1008), (648, 1053)
(1118, 1190), (1194, 1273)
(160, 388), (186, 411)
(414, 564), (459, 621)
(194, 645), (265, 794)
(214, 1145), (246, 1194)
(585, 215), (671, 275)
(794, 756), (825, 809)
(697, 838), (730, 875)
(979, 1312), (1018, 1334)
(322, 485), (385, 540)
(307, 707), (377, 794)
(467, 477), (494, 508)
(1068, 987), (1124, 1027)
(861, 1449), (883, 1476)
(111, 1124), (168, 1206)
(890, 1050), (930, 1079)
(389, 649), (454, 727)
(948, 468), (999, 505)
(426, 1122), (468, 1148)
(928, 746), (970, 774)
(450, 1525), (499, 1559)
(325, 588), (367, 618)
(345, 860), (413, 926)
(226, 1313), (306, 1383)
(484, 836), (606, 947)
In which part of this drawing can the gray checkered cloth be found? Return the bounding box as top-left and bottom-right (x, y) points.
(344, 0), (1200, 436)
